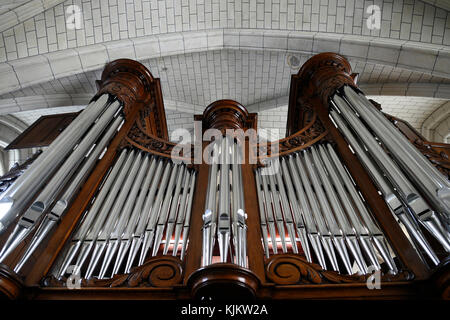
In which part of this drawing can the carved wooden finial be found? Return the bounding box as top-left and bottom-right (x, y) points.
(199, 99), (257, 134)
(96, 59), (155, 113)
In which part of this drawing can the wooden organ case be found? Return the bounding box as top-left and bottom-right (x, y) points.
(0, 53), (449, 301)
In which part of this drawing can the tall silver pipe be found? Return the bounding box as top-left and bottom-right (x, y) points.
(325, 144), (398, 274)
(348, 87), (450, 240)
(332, 96), (446, 260)
(312, 145), (368, 274)
(180, 171), (196, 260)
(233, 141), (247, 267)
(302, 150), (346, 273)
(273, 160), (298, 254)
(255, 170), (270, 258)
(85, 151), (143, 279)
(0, 94), (113, 234)
(57, 148), (128, 278)
(172, 170), (192, 256)
(99, 154), (151, 278)
(217, 136), (231, 263)
(295, 154), (339, 271)
(76, 149), (136, 277)
(139, 161), (173, 266)
(0, 101), (122, 262)
(165, 169), (188, 255)
(280, 158), (311, 261)
(202, 141), (219, 266)
(289, 155), (327, 268)
(231, 141), (241, 264)
(14, 115), (123, 272)
(318, 144), (379, 271)
(125, 158), (165, 272)
(268, 173), (288, 253)
(152, 164), (184, 257)
(112, 156), (157, 275)
(260, 172), (279, 255)
(344, 86), (450, 216)
(330, 108), (437, 265)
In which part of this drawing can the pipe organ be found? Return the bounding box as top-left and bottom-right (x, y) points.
(0, 54), (448, 300)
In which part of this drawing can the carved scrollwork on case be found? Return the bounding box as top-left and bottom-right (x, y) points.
(265, 254), (413, 285)
(255, 110), (328, 161)
(42, 256), (183, 288)
(265, 255), (363, 285)
(124, 118), (194, 162)
(89, 256), (183, 288)
(411, 139), (450, 179)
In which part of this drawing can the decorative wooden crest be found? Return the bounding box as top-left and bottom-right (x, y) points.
(96, 59), (169, 140)
(286, 52), (355, 136)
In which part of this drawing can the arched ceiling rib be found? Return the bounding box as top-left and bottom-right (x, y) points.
(0, 0), (449, 63)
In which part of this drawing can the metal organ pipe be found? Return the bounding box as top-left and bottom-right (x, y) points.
(218, 137), (231, 263)
(112, 156), (157, 275)
(331, 92), (447, 264)
(180, 171), (197, 260)
(279, 159), (311, 261)
(341, 86), (450, 248)
(98, 153), (151, 279)
(0, 101), (122, 263)
(324, 144), (398, 274)
(254, 143), (401, 275)
(84, 150), (140, 279)
(53, 151), (196, 280)
(202, 137), (247, 268)
(344, 86), (450, 216)
(329, 109), (438, 264)
(14, 115), (124, 272)
(0, 94), (115, 234)
(56, 149), (129, 279)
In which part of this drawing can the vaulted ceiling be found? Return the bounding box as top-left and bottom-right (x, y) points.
(0, 0), (449, 144)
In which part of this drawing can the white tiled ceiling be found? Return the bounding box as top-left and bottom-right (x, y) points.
(2, 49), (449, 106)
(1, 0), (450, 62)
(0, 1), (29, 15)
(0, 1), (449, 144)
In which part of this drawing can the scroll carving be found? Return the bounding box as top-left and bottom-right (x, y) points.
(42, 256), (183, 288)
(265, 254), (413, 285)
(412, 139), (450, 179)
(123, 118), (194, 162)
(255, 109), (328, 161)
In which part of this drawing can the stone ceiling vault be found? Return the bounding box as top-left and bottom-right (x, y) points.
(0, 0), (449, 143)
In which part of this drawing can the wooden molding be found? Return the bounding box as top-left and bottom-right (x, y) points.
(200, 99), (257, 133)
(0, 263), (23, 299)
(187, 263), (260, 300)
(265, 254), (412, 286)
(43, 256), (183, 288)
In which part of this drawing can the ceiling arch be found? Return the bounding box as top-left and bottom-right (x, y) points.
(0, 0), (449, 63)
(0, 30), (449, 98)
(421, 100), (450, 139)
(0, 1), (448, 145)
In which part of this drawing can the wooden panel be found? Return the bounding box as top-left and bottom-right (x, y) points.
(6, 112), (80, 150)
